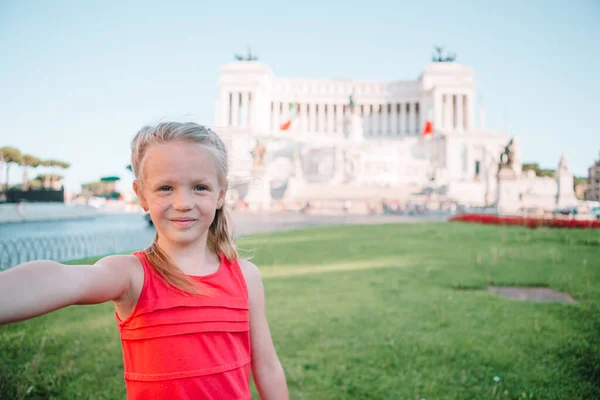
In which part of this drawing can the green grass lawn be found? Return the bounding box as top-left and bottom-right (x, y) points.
(1, 222), (599, 399)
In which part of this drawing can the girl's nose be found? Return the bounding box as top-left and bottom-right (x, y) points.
(173, 190), (193, 211)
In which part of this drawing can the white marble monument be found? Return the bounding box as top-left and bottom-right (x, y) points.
(212, 49), (578, 213)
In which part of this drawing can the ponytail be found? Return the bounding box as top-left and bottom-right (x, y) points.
(208, 206), (238, 262)
(145, 233), (204, 296)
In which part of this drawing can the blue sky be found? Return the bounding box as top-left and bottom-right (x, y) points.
(0, 0), (598, 192)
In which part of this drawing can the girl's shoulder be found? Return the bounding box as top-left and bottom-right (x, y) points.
(236, 259), (262, 296)
(237, 258), (259, 277)
(96, 253), (144, 275)
(96, 254), (145, 303)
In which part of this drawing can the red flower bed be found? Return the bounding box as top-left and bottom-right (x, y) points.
(450, 213), (600, 229)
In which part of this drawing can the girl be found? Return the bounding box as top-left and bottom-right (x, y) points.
(0, 122), (289, 400)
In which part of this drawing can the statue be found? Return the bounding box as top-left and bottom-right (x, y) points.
(251, 142), (266, 167)
(558, 153), (569, 172)
(499, 138), (515, 169)
(344, 90), (364, 143)
(555, 153), (577, 208)
(348, 92), (356, 111)
(432, 45), (457, 63)
(235, 46), (259, 61)
(497, 138), (518, 181)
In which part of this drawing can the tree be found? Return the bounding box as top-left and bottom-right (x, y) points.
(40, 160), (54, 188)
(35, 174), (63, 184)
(81, 181), (105, 197)
(522, 163), (539, 174)
(100, 176), (121, 198)
(100, 176), (120, 182)
(55, 161), (71, 169)
(28, 179), (43, 190)
(574, 176), (588, 200)
(40, 159), (70, 189)
(53, 161), (70, 189)
(522, 162), (554, 178)
(21, 154), (41, 190)
(0, 147), (23, 192)
(82, 179), (117, 198)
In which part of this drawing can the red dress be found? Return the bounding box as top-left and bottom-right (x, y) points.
(115, 251), (252, 399)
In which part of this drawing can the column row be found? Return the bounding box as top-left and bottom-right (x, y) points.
(360, 103), (421, 137)
(270, 102), (348, 134)
(269, 101), (422, 136)
(225, 92), (253, 128)
(440, 94), (470, 131)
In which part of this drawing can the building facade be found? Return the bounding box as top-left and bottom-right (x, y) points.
(587, 153), (600, 201)
(212, 59), (577, 211)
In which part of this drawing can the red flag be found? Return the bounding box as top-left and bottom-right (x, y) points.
(422, 121), (433, 136)
(280, 120), (292, 131)
(280, 103), (298, 131)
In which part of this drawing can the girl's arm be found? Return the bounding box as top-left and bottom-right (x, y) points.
(239, 259), (289, 400)
(0, 255), (133, 324)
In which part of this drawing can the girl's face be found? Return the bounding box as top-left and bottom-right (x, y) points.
(134, 141), (225, 248)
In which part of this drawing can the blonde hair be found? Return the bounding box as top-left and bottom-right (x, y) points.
(131, 122), (237, 295)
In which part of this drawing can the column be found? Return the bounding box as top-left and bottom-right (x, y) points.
(382, 103), (389, 136)
(327, 103), (334, 134)
(456, 94), (464, 132)
(372, 105), (380, 136)
(444, 94), (452, 131)
(465, 94), (474, 131)
(417, 101), (425, 135)
(271, 101), (280, 132)
(313, 104), (318, 133)
(390, 103), (397, 136)
(364, 104), (372, 136)
(309, 103), (317, 133)
(409, 103), (416, 135)
(240, 92), (249, 129)
(231, 91), (239, 128)
(434, 91), (443, 133)
(397, 104), (403, 136)
(415, 102), (421, 135)
(281, 101), (289, 131)
(247, 93), (254, 130)
(440, 95), (446, 130)
(400, 103), (406, 136)
(318, 103), (325, 133)
(300, 103), (307, 133)
(304, 103), (310, 133)
(452, 95), (458, 130)
(335, 104), (343, 135)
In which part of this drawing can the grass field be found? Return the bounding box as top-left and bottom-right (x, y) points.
(1, 222), (599, 399)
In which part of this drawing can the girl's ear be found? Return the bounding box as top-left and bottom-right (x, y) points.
(133, 180), (149, 211)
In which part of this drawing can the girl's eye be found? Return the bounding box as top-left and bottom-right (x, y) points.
(194, 185), (208, 191)
(159, 186), (173, 192)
